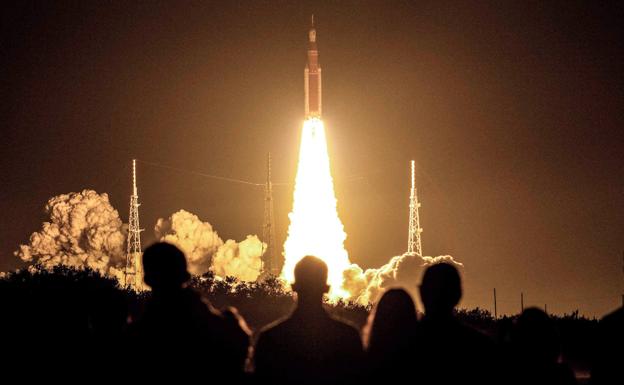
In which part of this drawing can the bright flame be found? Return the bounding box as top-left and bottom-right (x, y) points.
(282, 118), (352, 299)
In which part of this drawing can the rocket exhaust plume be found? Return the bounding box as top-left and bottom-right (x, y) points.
(281, 17), (352, 299)
(282, 118), (352, 299)
(281, 119), (463, 304)
(280, 18), (464, 303)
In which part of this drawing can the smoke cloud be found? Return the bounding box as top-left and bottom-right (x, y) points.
(15, 192), (455, 296)
(154, 210), (224, 275)
(155, 209), (265, 281)
(342, 254), (462, 305)
(15, 190), (126, 279)
(17, 195), (265, 284)
(212, 235), (264, 282)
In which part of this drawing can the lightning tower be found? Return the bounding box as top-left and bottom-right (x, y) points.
(407, 160), (423, 256)
(262, 153), (279, 276)
(125, 159), (144, 290)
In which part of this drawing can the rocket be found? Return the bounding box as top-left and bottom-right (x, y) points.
(304, 15), (322, 118)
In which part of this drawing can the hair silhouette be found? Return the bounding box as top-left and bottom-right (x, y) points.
(130, 242), (249, 381)
(142, 241), (191, 290)
(291, 255), (330, 304)
(254, 256), (363, 385)
(419, 262), (462, 318)
(365, 288), (417, 351)
(507, 307), (577, 385)
(364, 288), (418, 383)
(415, 262), (497, 384)
(512, 307), (560, 364)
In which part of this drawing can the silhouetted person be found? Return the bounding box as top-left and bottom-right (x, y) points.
(508, 307), (577, 385)
(363, 288), (418, 383)
(88, 277), (129, 377)
(416, 262), (497, 385)
(254, 256), (363, 385)
(130, 242), (249, 380)
(591, 306), (623, 385)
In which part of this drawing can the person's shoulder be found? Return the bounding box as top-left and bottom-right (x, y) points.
(255, 315), (294, 356)
(601, 306), (623, 325)
(599, 306), (623, 342)
(464, 324), (492, 341)
(457, 321), (494, 347)
(324, 315), (363, 355)
(327, 314), (361, 339)
(185, 289), (221, 316)
(181, 288), (234, 327)
(258, 315), (292, 340)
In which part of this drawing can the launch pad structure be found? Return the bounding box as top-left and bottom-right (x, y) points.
(124, 159), (144, 290)
(407, 160), (423, 256)
(262, 153), (279, 276)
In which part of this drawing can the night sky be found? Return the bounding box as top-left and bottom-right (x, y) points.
(2, 1), (623, 317)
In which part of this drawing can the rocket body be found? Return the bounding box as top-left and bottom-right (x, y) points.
(305, 18), (322, 118)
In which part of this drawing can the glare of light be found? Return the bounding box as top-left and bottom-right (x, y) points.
(282, 118), (351, 300)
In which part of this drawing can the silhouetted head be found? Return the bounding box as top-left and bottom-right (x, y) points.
(419, 263), (462, 317)
(365, 288), (418, 351)
(512, 307), (560, 364)
(142, 242), (191, 291)
(291, 256), (330, 301)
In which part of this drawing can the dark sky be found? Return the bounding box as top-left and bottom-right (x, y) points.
(2, 1), (623, 317)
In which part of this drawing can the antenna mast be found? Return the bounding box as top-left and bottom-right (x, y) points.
(125, 159), (144, 290)
(262, 153), (279, 276)
(407, 160), (423, 256)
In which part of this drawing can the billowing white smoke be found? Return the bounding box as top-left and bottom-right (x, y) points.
(14, 190), (126, 280)
(342, 254), (462, 305)
(155, 210), (265, 281)
(212, 236), (264, 282)
(154, 210), (224, 275)
(16, 191), (455, 296)
(16, 195), (265, 283)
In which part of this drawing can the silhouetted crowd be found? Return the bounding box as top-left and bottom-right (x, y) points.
(2, 241), (622, 384)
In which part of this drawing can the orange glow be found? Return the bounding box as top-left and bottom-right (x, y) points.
(282, 118), (351, 300)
